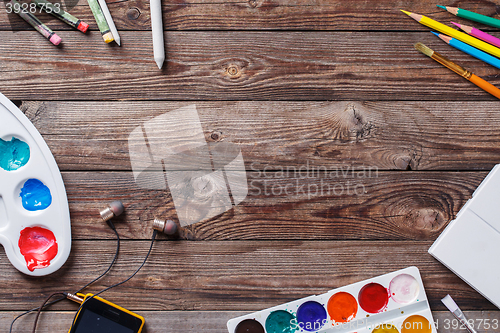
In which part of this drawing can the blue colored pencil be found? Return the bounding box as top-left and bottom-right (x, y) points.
(431, 31), (500, 70)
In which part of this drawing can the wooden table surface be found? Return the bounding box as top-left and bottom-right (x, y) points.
(2, 0), (500, 332)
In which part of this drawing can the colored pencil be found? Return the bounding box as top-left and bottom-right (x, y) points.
(31, 0), (88, 33)
(150, 0), (165, 69)
(86, 0), (114, 43)
(97, 0), (121, 45)
(451, 22), (500, 49)
(401, 10), (500, 59)
(10, 0), (61, 45)
(437, 5), (500, 29)
(431, 32), (500, 70)
(414, 42), (500, 100)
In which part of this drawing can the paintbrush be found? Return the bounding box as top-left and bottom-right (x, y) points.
(441, 295), (477, 333)
(414, 42), (500, 100)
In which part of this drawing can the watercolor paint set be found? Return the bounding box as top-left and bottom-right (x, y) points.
(227, 266), (436, 333)
(0, 93), (71, 276)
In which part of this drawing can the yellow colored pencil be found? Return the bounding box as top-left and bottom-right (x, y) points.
(402, 10), (500, 59)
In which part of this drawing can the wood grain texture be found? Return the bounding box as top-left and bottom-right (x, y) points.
(18, 101), (500, 171)
(2, 0), (500, 31)
(2, 311), (500, 333)
(62, 171), (484, 241)
(0, 240), (497, 311)
(2, 31), (500, 101)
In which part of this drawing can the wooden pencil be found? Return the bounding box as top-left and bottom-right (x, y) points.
(414, 42), (500, 100)
(437, 5), (500, 29)
(451, 22), (500, 50)
(402, 10), (500, 59)
(431, 32), (500, 70)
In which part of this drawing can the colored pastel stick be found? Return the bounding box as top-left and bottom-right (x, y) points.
(451, 22), (500, 49)
(31, 0), (88, 33)
(10, 0), (61, 45)
(86, 0), (114, 43)
(97, 0), (121, 45)
(437, 5), (500, 29)
(401, 10), (500, 59)
(432, 32), (500, 70)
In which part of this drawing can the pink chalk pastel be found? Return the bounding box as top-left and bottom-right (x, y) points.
(49, 34), (62, 46)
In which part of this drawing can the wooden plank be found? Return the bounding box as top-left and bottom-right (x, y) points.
(2, 31), (500, 101)
(0, 240), (497, 311)
(18, 101), (500, 171)
(60, 171), (483, 240)
(2, 0), (500, 31)
(2, 311), (500, 333)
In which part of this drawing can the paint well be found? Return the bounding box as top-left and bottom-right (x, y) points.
(265, 310), (296, 333)
(296, 301), (327, 332)
(358, 283), (389, 313)
(18, 226), (58, 271)
(401, 315), (431, 333)
(20, 179), (52, 211)
(234, 319), (265, 333)
(0, 137), (30, 171)
(327, 292), (358, 323)
(373, 324), (399, 333)
(0, 196), (7, 229)
(389, 274), (420, 304)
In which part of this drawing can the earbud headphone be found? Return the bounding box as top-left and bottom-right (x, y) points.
(152, 218), (178, 235)
(100, 200), (177, 235)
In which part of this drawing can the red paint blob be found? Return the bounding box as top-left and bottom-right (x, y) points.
(18, 226), (58, 272)
(358, 283), (389, 313)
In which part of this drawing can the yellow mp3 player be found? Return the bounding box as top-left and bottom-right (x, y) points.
(68, 293), (145, 333)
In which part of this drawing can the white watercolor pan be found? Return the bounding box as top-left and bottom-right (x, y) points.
(0, 92), (71, 276)
(227, 266), (437, 333)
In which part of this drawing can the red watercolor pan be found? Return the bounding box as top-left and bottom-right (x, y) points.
(358, 282), (389, 313)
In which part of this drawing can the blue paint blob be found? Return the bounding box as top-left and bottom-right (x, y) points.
(0, 137), (30, 171)
(20, 179), (52, 211)
(265, 310), (296, 333)
(296, 301), (327, 332)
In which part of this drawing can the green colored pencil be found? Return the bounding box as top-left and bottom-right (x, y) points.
(31, 0), (89, 33)
(437, 5), (500, 29)
(86, 0), (114, 43)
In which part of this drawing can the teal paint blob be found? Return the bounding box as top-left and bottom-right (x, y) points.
(266, 310), (296, 333)
(0, 137), (30, 171)
(20, 179), (52, 211)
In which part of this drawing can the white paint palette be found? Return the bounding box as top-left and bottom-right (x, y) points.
(228, 266), (437, 333)
(0, 93), (71, 276)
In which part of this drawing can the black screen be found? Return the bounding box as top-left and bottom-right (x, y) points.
(74, 309), (135, 333)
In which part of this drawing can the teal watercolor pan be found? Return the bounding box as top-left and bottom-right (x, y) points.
(227, 267), (437, 333)
(0, 92), (71, 276)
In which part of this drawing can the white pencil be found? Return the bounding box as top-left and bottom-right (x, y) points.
(98, 0), (120, 46)
(150, 0), (165, 69)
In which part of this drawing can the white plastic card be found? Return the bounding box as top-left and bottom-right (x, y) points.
(429, 164), (500, 309)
